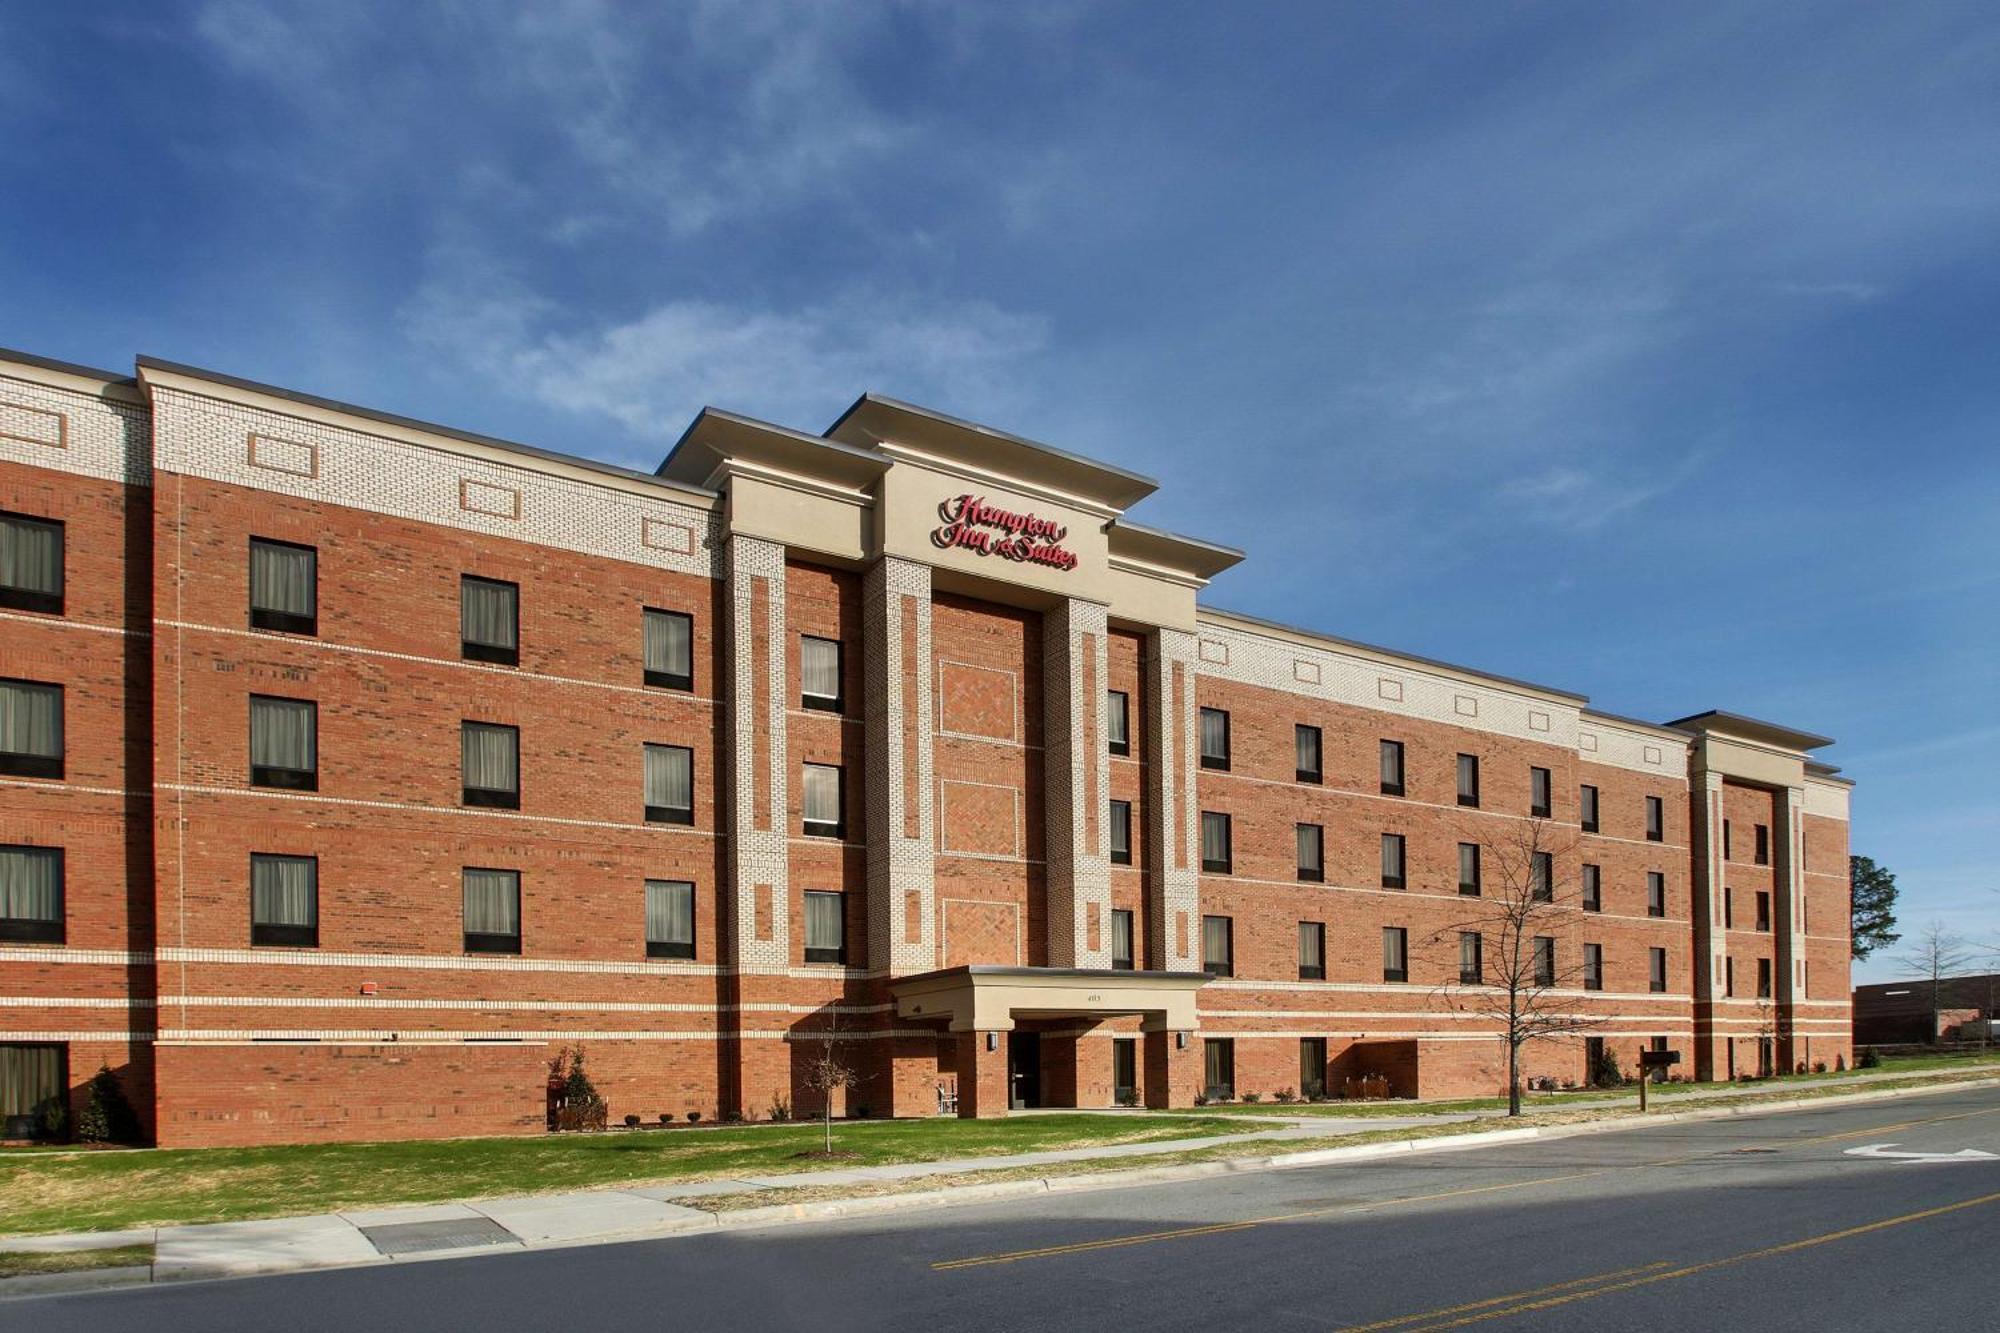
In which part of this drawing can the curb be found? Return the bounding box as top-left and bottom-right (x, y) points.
(7, 1071), (1998, 1298)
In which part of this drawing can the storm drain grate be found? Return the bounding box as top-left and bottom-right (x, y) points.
(362, 1216), (522, 1256)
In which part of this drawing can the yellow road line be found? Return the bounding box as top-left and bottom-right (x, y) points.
(1375, 1190), (2000, 1331)
(1336, 1261), (1674, 1331)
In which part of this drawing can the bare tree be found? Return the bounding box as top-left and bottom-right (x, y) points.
(1428, 819), (1603, 1116)
(802, 1011), (861, 1154)
(1896, 921), (1975, 1043)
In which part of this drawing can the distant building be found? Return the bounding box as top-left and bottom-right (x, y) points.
(1853, 975), (1999, 1045)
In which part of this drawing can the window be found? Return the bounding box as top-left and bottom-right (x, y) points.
(1457, 754), (1480, 808)
(1300, 1038), (1327, 1099)
(460, 575), (519, 665)
(1580, 784), (1599, 833)
(250, 854), (317, 947)
(1380, 833), (1406, 889)
(644, 609), (693, 691)
(1296, 823), (1324, 883)
(1113, 1038), (1138, 1102)
(1202, 914), (1233, 977)
(0, 845), (63, 944)
(1379, 739), (1405, 796)
(804, 890), (846, 964)
(1756, 957), (1773, 999)
(802, 763), (844, 838)
(248, 537), (316, 634)
(1107, 690), (1130, 756)
(1648, 871), (1666, 919)
(0, 511), (63, 614)
(0, 679), (63, 779)
(1298, 921), (1325, 980)
(800, 635), (842, 712)
(1753, 823), (1770, 866)
(1296, 724), (1322, 783)
(1110, 908), (1134, 970)
(461, 722), (520, 809)
(1203, 1038), (1235, 1102)
(1723, 885), (1735, 928)
(1530, 766), (1552, 818)
(1583, 943), (1604, 991)
(1200, 811), (1232, 874)
(1723, 819), (1733, 861)
(1382, 927), (1409, 982)
(1458, 842), (1482, 896)
(1533, 936), (1555, 987)
(1581, 863), (1602, 912)
(0, 1043), (66, 1141)
(1530, 851), (1553, 902)
(1649, 947), (1668, 993)
(1459, 931), (1483, 984)
(249, 695), (316, 790)
(1645, 795), (1664, 842)
(644, 744), (694, 825)
(1755, 890), (1771, 932)
(645, 879), (695, 959)
(1725, 957), (1736, 997)
(463, 867), (521, 954)
(1199, 707), (1230, 770)
(1109, 800), (1133, 865)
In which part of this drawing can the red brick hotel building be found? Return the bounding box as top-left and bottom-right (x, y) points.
(0, 346), (1853, 1146)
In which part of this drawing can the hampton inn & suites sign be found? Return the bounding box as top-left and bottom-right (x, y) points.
(929, 494), (1080, 571)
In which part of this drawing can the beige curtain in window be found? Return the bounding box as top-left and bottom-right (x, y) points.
(251, 855), (316, 926)
(0, 681), (61, 757)
(0, 846), (60, 922)
(463, 868), (520, 935)
(0, 517), (62, 595)
(250, 541), (314, 615)
(249, 697), (314, 770)
(645, 880), (693, 946)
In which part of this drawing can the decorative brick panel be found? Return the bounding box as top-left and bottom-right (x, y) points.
(725, 536), (789, 969)
(1147, 627), (1200, 970)
(1043, 598), (1112, 967)
(863, 557), (935, 974)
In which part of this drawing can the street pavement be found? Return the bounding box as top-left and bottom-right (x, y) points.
(15, 1083), (2000, 1331)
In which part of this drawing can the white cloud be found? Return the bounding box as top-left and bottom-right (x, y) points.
(1495, 449), (1707, 533)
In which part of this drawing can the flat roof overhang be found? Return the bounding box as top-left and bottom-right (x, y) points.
(891, 965), (1209, 1033)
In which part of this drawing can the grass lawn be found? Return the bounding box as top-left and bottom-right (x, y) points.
(0, 1244), (154, 1279)
(0, 1112), (1248, 1237)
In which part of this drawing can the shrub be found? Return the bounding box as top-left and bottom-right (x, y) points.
(1857, 1048), (1881, 1069)
(1241, 1091), (1262, 1104)
(1115, 1089), (1139, 1108)
(658, 1113), (672, 1126)
(686, 1110), (701, 1123)
(1273, 1087), (1296, 1104)
(1589, 1044), (1625, 1089)
(623, 1114), (641, 1128)
(548, 1045), (607, 1132)
(73, 1064), (141, 1144)
(1192, 1093), (1207, 1106)
(1813, 1061), (1828, 1074)
(768, 1095), (792, 1122)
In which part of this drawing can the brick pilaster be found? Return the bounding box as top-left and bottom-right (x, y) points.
(863, 556), (935, 975)
(724, 535), (789, 971)
(1144, 627), (1200, 972)
(1044, 598), (1112, 967)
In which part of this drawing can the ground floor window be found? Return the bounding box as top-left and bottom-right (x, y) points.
(0, 1042), (65, 1140)
(1112, 1038), (1137, 1106)
(1299, 1037), (1327, 1099)
(1203, 1038), (1235, 1102)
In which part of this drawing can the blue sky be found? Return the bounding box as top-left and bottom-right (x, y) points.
(3, 3), (1995, 978)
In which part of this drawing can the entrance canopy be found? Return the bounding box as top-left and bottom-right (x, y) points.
(891, 965), (1208, 1033)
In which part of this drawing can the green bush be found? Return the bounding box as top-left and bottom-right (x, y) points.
(73, 1064), (141, 1144)
(1857, 1048), (1882, 1069)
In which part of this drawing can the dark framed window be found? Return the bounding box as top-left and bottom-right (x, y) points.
(1203, 1038), (1235, 1102)
(1756, 957), (1773, 999)
(1583, 943), (1604, 991)
(0, 678), (63, 779)
(1580, 784), (1599, 834)
(1200, 811), (1232, 874)
(463, 867), (521, 954)
(1298, 920), (1325, 980)
(1109, 799), (1132, 865)
(1459, 931), (1483, 985)
(1755, 890), (1771, 932)
(1529, 766), (1552, 818)
(644, 609), (693, 691)
(249, 537), (317, 634)
(1382, 926), (1408, 982)
(1726, 957), (1736, 997)
(804, 889), (846, 964)
(1533, 936), (1555, 987)
(644, 744), (694, 825)
(249, 694), (316, 790)
(1300, 1038), (1327, 1099)
(0, 845), (63, 944)
(1113, 1038), (1138, 1103)
(802, 763), (844, 838)
(801, 635), (842, 712)
(0, 1042), (68, 1140)
(1649, 947), (1668, 994)
(1648, 871), (1666, 919)
(461, 721), (520, 809)
(1379, 739), (1405, 796)
(1107, 690), (1130, 756)
(0, 511), (65, 615)
(1581, 863), (1601, 912)
(1380, 833), (1405, 890)
(1458, 842), (1482, 896)
(1110, 908), (1135, 970)
(645, 879), (695, 959)
(1725, 885), (1735, 928)
(461, 575), (519, 665)
(250, 854), (318, 947)
(1199, 708), (1230, 771)
(1295, 724), (1322, 784)
(1201, 914), (1233, 977)
(1457, 754), (1480, 808)
(1530, 851), (1553, 902)
(1645, 796), (1664, 842)
(1724, 820), (1733, 860)
(1753, 823), (1770, 866)
(1296, 823), (1324, 883)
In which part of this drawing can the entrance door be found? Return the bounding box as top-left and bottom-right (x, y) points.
(1112, 1038), (1137, 1106)
(1008, 1031), (1041, 1109)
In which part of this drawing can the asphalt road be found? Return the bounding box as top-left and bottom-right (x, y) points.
(19, 1084), (2000, 1332)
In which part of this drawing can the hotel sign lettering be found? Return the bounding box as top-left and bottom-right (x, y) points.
(930, 494), (1080, 571)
